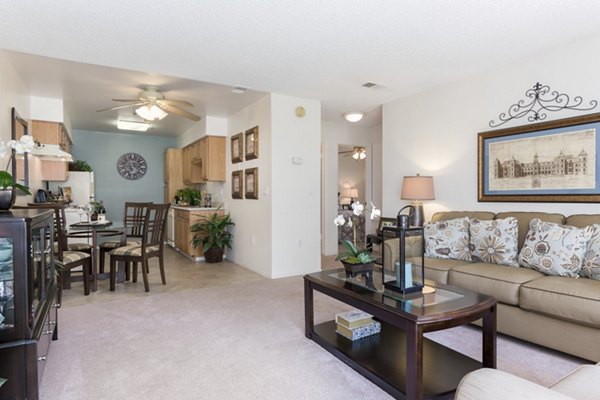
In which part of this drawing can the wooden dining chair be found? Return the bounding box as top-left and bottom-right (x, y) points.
(14, 204), (92, 302)
(98, 202), (152, 274)
(109, 203), (170, 292)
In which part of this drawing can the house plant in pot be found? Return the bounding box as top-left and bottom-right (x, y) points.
(191, 211), (234, 263)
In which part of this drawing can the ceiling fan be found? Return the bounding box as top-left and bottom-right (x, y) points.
(339, 146), (367, 160)
(96, 86), (201, 121)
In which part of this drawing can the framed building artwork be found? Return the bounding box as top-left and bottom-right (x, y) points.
(231, 170), (243, 199)
(245, 167), (259, 199)
(231, 132), (243, 163)
(245, 126), (259, 160)
(478, 112), (600, 202)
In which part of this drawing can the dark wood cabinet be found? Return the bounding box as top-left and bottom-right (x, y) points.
(0, 209), (58, 400)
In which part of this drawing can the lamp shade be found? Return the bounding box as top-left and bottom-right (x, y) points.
(344, 188), (358, 198)
(401, 175), (435, 200)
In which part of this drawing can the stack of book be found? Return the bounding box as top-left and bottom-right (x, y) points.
(335, 310), (381, 341)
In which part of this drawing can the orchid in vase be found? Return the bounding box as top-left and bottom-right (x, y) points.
(334, 201), (381, 264)
(0, 135), (36, 196)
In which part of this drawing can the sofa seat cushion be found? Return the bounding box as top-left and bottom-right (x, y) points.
(449, 263), (544, 305)
(520, 276), (600, 328)
(550, 363), (600, 400)
(410, 256), (472, 284)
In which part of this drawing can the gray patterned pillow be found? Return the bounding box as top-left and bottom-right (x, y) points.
(581, 224), (600, 280)
(518, 218), (593, 277)
(469, 217), (519, 267)
(424, 217), (471, 261)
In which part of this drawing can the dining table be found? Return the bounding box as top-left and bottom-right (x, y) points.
(68, 221), (125, 291)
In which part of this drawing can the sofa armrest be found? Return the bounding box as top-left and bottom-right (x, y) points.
(455, 369), (574, 400)
(381, 236), (423, 271)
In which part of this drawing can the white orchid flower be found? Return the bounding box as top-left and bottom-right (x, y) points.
(370, 202), (381, 220)
(333, 214), (346, 226)
(7, 135), (35, 154)
(352, 201), (364, 216)
(346, 218), (353, 228)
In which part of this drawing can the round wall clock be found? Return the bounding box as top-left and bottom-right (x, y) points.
(117, 153), (147, 180)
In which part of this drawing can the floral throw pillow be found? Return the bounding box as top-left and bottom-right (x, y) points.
(518, 219), (593, 277)
(424, 217), (471, 261)
(469, 217), (519, 267)
(581, 224), (600, 280)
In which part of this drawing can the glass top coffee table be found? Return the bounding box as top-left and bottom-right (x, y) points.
(304, 268), (497, 400)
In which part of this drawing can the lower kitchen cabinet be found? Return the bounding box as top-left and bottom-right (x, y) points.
(173, 208), (224, 258)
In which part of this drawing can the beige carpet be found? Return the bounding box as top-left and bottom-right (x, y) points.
(40, 252), (587, 400)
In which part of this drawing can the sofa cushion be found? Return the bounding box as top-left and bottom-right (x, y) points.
(431, 211), (495, 223)
(520, 276), (600, 328)
(411, 256), (472, 284)
(550, 363), (600, 400)
(449, 263), (544, 306)
(424, 217), (471, 261)
(469, 217), (519, 267)
(581, 224), (600, 280)
(518, 219), (593, 278)
(495, 211), (564, 250)
(565, 214), (600, 228)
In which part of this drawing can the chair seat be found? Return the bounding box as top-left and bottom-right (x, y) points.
(60, 250), (92, 265)
(110, 245), (160, 257)
(68, 242), (92, 251)
(100, 238), (142, 249)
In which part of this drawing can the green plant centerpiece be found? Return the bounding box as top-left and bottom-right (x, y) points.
(69, 160), (93, 172)
(176, 188), (202, 206)
(191, 211), (234, 263)
(334, 201), (380, 278)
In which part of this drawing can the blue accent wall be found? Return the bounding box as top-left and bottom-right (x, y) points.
(71, 130), (177, 221)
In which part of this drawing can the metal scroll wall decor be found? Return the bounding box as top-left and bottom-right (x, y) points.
(489, 82), (598, 127)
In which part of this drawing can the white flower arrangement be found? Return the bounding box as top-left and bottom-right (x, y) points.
(0, 135), (36, 195)
(334, 201), (381, 264)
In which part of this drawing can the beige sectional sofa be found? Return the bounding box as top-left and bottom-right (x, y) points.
(383, 211), (600, 361)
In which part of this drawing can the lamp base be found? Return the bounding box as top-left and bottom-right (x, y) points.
(410, 202), (425, 227)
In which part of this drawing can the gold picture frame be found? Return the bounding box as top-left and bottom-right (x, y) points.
(231, 132), (243, 163)
(478, 112), (600, 203)
(245, 126), (259, 160)
(245, 167), (258, 199)
(232, 170), (243, 199)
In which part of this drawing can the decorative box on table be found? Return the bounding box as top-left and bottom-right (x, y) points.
(381, 225), (425, 295)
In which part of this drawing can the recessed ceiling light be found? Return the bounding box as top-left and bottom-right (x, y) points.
(232, 86), (247, 94)
(117, 120), (151, 132)
(342, 112), (365, 123)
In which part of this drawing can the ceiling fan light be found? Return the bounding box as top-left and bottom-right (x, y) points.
(343, 111), (364, 123)
(352, 146), (367, 160)
(136, 105), (168, 121)
(117, 120), (151, 132)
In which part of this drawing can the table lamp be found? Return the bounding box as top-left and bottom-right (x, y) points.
(401, 174), (435, 226)
(344, 188), (359, 204)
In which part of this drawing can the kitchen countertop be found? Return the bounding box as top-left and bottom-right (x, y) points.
(170, 205), (220, 211)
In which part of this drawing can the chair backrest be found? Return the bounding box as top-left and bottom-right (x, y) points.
(123, 202), (152, 239)
(141, 203), (170, 250)
(14, 203), (67, 257)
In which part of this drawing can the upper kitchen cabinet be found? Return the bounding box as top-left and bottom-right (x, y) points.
(31, 120), (72, 154)
(183, 136), (225, 184)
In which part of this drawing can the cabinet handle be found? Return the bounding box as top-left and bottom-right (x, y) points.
(37, 356), (47, 361)
(49, 320), (56, 326)
(43, 329), (54, 335)
(53, 303), (61, 308)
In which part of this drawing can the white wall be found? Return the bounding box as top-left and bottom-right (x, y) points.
(30, 96), (63, 122)
(225, 95), (273, 277)
(382, 33), (600, 219)
(321, 121), (382, 255)
(270, 93), (321, 278)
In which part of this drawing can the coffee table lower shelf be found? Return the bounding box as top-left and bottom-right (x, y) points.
(310, 320), (481, 400)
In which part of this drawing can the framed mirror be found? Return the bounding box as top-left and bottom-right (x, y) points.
(11, 107), (29, 193)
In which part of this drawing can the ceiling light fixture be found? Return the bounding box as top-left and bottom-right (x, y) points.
(135, 104), (168, 121)
(117, 120), (151, 132)
(343, 111), (365, 123)
(352, 146), (367, 160)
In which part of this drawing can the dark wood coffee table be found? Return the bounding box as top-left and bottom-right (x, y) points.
(304, 268), (497, 400)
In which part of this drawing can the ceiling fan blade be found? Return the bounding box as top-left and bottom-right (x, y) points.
(157, 99), (194, 107)
(157, 103), (201, 121)
(111, 98), (142, 102)
(96, 101), (146, 112)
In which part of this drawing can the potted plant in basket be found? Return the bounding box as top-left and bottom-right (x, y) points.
(191, 211), (235, 263)
(334, 201), (380, 278)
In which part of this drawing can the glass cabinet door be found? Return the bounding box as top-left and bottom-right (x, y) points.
(0, 238), (14, 337)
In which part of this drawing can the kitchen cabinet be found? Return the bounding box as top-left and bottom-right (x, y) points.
(164, 148), (186, 203)
(173, 208), (224, 258)
(31, 120), (72, 181)
(181, 146), (192, 185)
(0, 209), (58, 400)
(182, 136), (225, 184)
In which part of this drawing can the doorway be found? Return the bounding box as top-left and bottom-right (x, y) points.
(338, 144), (367, 249)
